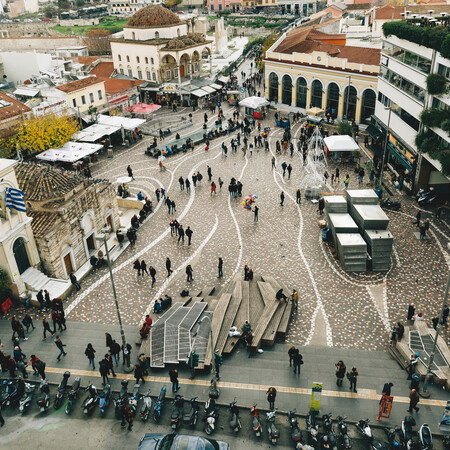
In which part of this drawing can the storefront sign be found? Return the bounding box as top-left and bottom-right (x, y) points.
(310, 382), (322, 412)
(388, 134), (415, 168)
(162, 84), (177, 92)
(33, 100), (68, 117)
(377, 394), (393, 420)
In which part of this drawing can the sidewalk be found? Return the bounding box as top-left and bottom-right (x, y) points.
(1, 319), (448, 434)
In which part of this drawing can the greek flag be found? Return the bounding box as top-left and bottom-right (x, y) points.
(5, 187), (26, 212)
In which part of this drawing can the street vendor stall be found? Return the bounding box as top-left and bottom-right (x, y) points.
(97, 114), (146, 131)
(226, 90), (240, 106)
(324, 135), (360, 161)
(36, 141), (103, 165)
(239, 96), (269, 119)
(75, 123), (120, 143)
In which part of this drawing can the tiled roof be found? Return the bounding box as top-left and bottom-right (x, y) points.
(374, 5), (404, 20)
(274, 29), (381, 66)
(56, 76), (103, 94)
(101, 77), (144, 95)
(70, 56), (100, 66)
(89, 61), (114, 79)
(0, 91), (31, 121)
(28, 210), (60, 238)
(15, 162), (85, 202)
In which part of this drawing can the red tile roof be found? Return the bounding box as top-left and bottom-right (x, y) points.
(0, 91), (31, 121)
(374, 5), (404, 20)
(101, 78), (144, 95)
(28, 210), (60, 238)
(56, 76), (104, 94)
(89, 62), (115, 79)
(70, 56), (99, 66)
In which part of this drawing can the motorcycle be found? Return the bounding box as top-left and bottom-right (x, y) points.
(306, 410), (320, 446)
(250, 403), (263, 437)
(3, 379), (25, 407)
(288, 409), (302, 448)
(266, 410), (280, 445)
(171, 394), (185, 430)
(128, 382), (140, 416)
(229, 398), (241, 433)
(0, 380), (16, 405)
(385, 426), (402, 450)
(36, 379), (50, 413)
(380, 198), (401, 211)
(183, 396), (199, 427)
(416, 188), (431, 201)
(18, 382), (35, 414)
(417, 188), (437, 206)
(400, 416), (416, 450)
(114, 379), (130, 419)
(443, 435), (450, 450)
(153, 386), (166, 423)
(99, 383), (111, 418)
(65, 377), (81, 415)
(322, 412), (338, 450)
(140, 390), (152, 422)
(356, 419), (387, 450)
(337, 416), (352, 450)
(54, 371), (70, 410)
(204, 397), (219, 435)
(82, 384), (99, 416)
(418, 423), (433, 450)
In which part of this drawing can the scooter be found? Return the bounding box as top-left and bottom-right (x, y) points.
(418, 188), (437, 206)
(322, 412), (338, 450)
(54, 371), (70, 410)
(153, 386), (166, 423)
(356, 419), (387, 450)
(171, 394), (185, 430)
(418, 423), (433, 450)
(3, 379), (25, 407)
(250, 403), (263, 437)
(337, 416), (352, 450)
(400, 416), (416, 450)
(140, 390), (152, 422)
(380, 198), (401, 211)
(385, 426), (402, 449)
(306, 410), (320, 446)
(36, 379), (50, 413)
(65, 377), (81, 415)
(229, 398), (241, 433)
(183, 396), (199, 427)
(128, 382), (140, 416)
(0, 380), (16, 405)
(266, 410), (280, 445)
(18, 382), (35, 414)
(204, 397), (219, 435)
(443, 435), (450, 450)
(99, 383), (111, 418)
(416, 188), (431, 201)
(82, 384), (99, 416)
(114, 379), (129, 419)
(288, 409), (302, 448)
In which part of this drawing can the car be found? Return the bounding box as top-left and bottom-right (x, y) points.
(138, 433), (230, 450)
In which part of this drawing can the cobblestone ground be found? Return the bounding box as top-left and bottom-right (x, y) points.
(7, 60), (450, 350)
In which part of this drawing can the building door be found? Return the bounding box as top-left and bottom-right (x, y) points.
(13, 237), (30, 274)
(64, 253), (73, 276)
(86, 233), (96, 251)
(106, 215), (113, 231)
(180, 65), (185, 78)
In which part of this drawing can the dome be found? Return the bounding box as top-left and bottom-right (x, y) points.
(126, 5), (182, 28)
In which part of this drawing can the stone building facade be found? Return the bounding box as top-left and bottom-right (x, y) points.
(15, 163), (119, 280)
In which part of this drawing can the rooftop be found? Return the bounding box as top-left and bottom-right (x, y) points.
(27, 210), (60, 238)
(0, 91), (31, 121)
(126, 5), (182, 28)
(373, 5), (404, 20)
(102, 77), (144, 95)
(89, 61), (114, 79)
(56, 76), (104, 94)
(69, 56), (100, 67)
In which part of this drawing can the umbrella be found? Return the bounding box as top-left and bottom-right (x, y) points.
(306, 107), (325, 116)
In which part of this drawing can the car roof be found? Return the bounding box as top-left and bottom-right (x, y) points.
(138, 434), (230, 450)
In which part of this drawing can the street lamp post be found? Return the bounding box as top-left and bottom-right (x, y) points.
(379, 104), (392, 190)
(96, 230), (134, 373)
(422, 242), (450, 397)
(200, 315), (219, 399)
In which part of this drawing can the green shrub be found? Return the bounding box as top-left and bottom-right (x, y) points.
(420, 108), (450, 128)
(426, 74), (448, 95)
(439, 151), (450, 176)
(336, 120), (352, 136)
(441, 35), (450, 59)
(0, 267), (10, 300)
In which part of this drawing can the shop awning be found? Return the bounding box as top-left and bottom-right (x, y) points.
(366, 124), (383, 141)
(126, 102), (161, 114)
(36, 141), (103, 163)
(387, 142), (413, 169)
(97, 114), (146, 131)
(218, 76), (229, 84)
(210, 83), (222, 90)
(109, 95), (129, 105)
(202, 86), (216, 94)
(13, 88), (39, 97)
(239, 96), (269, 109)
(306, 107), (325, 116)
(75, 123), (120, 142)
(191, 88), (208, 98)
(324, 135), (359, 152)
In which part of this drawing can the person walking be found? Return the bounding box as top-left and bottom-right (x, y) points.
(272, 156), (276, 169)
(335, 168), (340, 182)
(381, 382), (393, 403)
(318, 197), (325, 216)
(22, 314), (35, 333)
(344, 174), (350, 189)
(407, 303), (415, 321)
(266, 387), (277, 410)
(335, 361), (346, 386)
(166, 257), (173, 277)
(110, 340), (121, 366)
(348, 367), (358, 392)
(37, 289), (45, 311)
(296, 189), (301, 204)
(408, 389), (420, 413)
(253, 205), (259, 222)
(54, 335), (67, 361)
(36, 357), (46, 380)
(211, 182), (216, 196)
(122, 342), (132, 368)
(179, 176), (184, 190)
(127, 165), (134, 180)
(186, 265), (193, 282)
(178, 225), (185, 244)
(124, 403), (134, 431)
(414, 211), (421, 227)
(169, 368), (179, 393)
(419, 221), (427, 240)
(149, 266), (156, 288)
(293, 350), (303, 375)
(291, 289), (299, 310)
(218, 257), (223, 279)
(207, 166), (212, 181)
(104, 354), (116, 377)
(140, 260), (149, 277)
(281, 162), (287, 177)
(135, 364), (145, 385)
(133, 259), (141, 278)
(85, 343), (96, 370)
(288, 345), (296, 367)
(186, 226), (193, 245)
(185, 178), (191, 193)
(70, 273), (81, 291)
(105, 332), (113, 350)
(287, 164), (292, 179)
(99, 358), (109, 385)
(29, 354), (41, 376)
(280, 191), (285, 206)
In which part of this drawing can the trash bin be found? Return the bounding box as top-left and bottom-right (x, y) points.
(322, 227), (330, 241)
(410, 374), (420, 391)
(375, 188), (383, 199)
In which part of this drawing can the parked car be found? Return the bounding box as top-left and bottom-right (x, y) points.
(138, 434), (230, 450)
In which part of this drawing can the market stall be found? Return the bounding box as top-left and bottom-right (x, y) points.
(239, 96), (269, 119)
(75, 123), (121, 143)
(226, 90), (240, 106)
(126, 102), (161, 115)
(324, 135), (360, 160)
(36, 141), (103, 165)
(97, 114), (146, 131)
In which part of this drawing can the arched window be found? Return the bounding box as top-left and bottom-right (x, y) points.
(296, 77), (307, 108)
(282, 75), (292, 105)
(13, 237), (30, 274)
(343, 85), (357, 120)
(126, 55), (130, 62)
(136, 56), (140, 63)
(155, 31), (159, 39)
(145, 57), (148, 64)
(311, 80), (323, 108)
(361, 89), (376, 124)
(132, 32), (135, 40)
(177, 28), (180, 37)
(118, 54), (122, 61)
(269, 73), (278, 102)
(327, 82), (340, 115)
(151, 57), (154, 65)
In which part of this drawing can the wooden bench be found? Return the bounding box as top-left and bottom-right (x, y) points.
(247, 299), (280, 351)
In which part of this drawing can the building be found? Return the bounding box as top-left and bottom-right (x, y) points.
(207, 0), (241, 13)
(103, 77), (144, 112)
(110, 5), (212, 87)
(277, 0), (319, 16)
(264, 27), (380, 123)
(241, 0), (276, 9)
(108, 0), (162, 16)
(0, 91), (31, 133)
(14, 163), (119, 280)
(56, 76), (107, 114)
(55, 46), (89, 58)
(0, 159), (40, 297)
(372, 22), (450, 194)
(6, 0), (38, 18)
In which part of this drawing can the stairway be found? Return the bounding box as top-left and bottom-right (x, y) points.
(21, 267), (71, 301)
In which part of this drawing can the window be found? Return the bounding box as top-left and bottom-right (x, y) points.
(155, 31), (159, 39)
(151, 57), (154, 65)
(194, 62), (198, 72)
(174, 68), (178, 78)
(118, 54), (122, 61)
(81, 95), (86, 105)
(120, 68), (124, 75)
(136, 56), (140, 63)
(89, 92), (94, 103)
(98, 89), (103, 100)
(145, 57), (148, 64)
(187, 64), (191, 74)
(432, 97), (450, 110)
(381, 41), (431, 74)
(152, 72), (156, 81)
(218, 4), (222, 10)
(128, 69), (133, 77)
(126, 55), (130, 62)
(438, 63), (450, 80)
(132, 32), (135, 39)
(211, 4), (214, 11)
(379, 93), (419, 131)
(72, 98), (77, 107)
(138, 70), (142, 79)
(379, 66), (424, 104)
(166, 70), (171, 80)
(146, 71), (151, 80)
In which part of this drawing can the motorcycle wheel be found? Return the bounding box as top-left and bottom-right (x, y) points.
(153, 412), (159, 423)
(66, 401), (72, 415)
(205, 425), (212, 435)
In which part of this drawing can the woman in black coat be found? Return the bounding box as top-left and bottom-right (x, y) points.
(85, 343), (96, 370)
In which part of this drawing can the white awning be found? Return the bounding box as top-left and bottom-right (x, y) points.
(239, 96), (269, 109)
(210, 83), (222, 90)
(75, 123), (121, 142)
(191, 88), (208, 98)
(13, 88), (39, 97)
(218, 76), (229, 84)
(202, 86), (216, 94)
(36, 141), (103, 162)
(97, 114), (146, 131)
(324, 135), (359, 152)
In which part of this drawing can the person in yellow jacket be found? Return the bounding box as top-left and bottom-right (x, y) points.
(291, 289), (299, 311)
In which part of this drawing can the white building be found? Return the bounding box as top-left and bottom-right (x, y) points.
(372, 25), (450, 195)
(108, 0), (162, 16)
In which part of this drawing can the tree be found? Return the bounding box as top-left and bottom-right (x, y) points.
(165, 0), (182, 7)
(336, 120), (352, 136)
(0, 267), (11, 301)
(0, 113), (79, 158)
(83, 28), (112, 55)
(87, 105), (99, 123)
